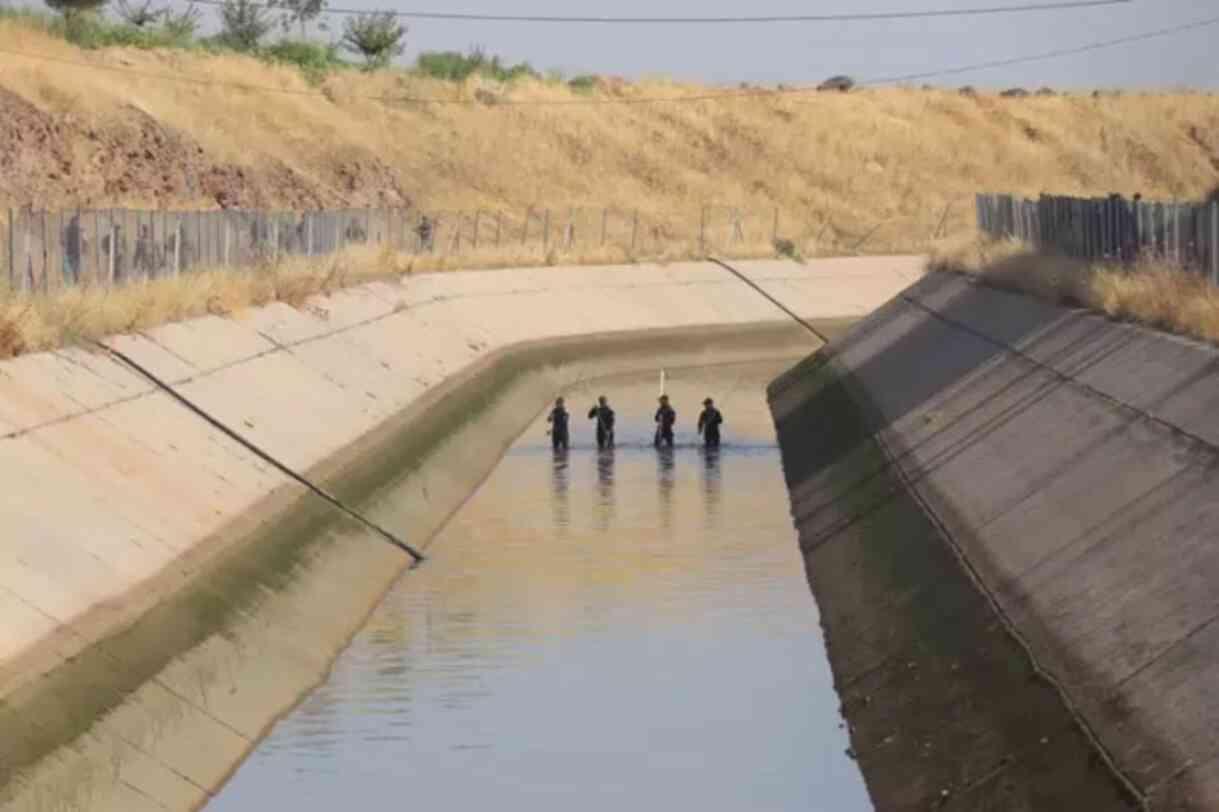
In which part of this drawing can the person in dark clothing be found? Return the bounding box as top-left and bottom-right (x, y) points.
(547, 396), (570, 450)
(654, 394), (676, 448)
(698, 397), (724, 448)
(588, 395), (616, 449)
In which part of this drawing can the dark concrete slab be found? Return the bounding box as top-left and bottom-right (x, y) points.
(771, 272), (1219, 810)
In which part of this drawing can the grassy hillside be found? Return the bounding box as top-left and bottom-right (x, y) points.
(1, 15), (1219, 258)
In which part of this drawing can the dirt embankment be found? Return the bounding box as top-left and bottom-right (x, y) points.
(0, 86), (412, 210)
(3, 19), (1219, 253)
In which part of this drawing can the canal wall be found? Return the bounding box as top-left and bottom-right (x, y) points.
(0, 257), (922, 810)
(769, 269), (1219, 810)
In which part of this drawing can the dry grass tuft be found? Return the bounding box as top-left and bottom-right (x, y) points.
(0, 233), (795, 359)
(932, 238), (1219, 345)
(0, 245), (405, 359)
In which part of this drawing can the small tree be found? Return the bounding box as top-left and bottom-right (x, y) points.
(45, 0), (107, 30)
(341, 12), (405, 70)
(279, 0), (325, 38)
(161, 2), (201, 39)
(219, 0), (274, 51)
(114, 0), (164, 27)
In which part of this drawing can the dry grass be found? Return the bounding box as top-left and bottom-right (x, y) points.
(0, 246), (394, 358)
(3, 19), (1219, 256)
(931, 238), (1219, 345)
(0, 233), (783, 358)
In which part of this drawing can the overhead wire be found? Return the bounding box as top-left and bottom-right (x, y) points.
(0, 10), (1216, 107)
(178, 0), (1131, 24)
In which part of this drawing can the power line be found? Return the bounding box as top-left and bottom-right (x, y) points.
(182, 0), (1131, 23)
(865, 12), (1219, 85)
(0, 13), (1216, 107)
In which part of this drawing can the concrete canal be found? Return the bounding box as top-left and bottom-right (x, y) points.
(206, 361), (871, 811)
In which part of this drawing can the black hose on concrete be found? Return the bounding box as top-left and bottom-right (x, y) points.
(708, 257), (831, 344)
(95, 340), (426, 565)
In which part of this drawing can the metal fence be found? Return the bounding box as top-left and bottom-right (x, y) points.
(1, 205), (789, 294)
(976, 193), (1219, 281)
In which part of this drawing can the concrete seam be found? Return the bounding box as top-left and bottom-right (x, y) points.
(879, 296), (1159, 807)
(868, 414), (1148, 809)
(904, 283), (1219, 458)
(5, 269), (804, 440)
(717, 258), (1148, 807)
(93, 341), (426, 564)
(0, 584), (244, 802)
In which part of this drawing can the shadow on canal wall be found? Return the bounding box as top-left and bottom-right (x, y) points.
(769, 270), (1219, 810)
(0, 256), (921, 810)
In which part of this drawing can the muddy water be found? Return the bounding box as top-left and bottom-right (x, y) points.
(207, 361), (869, 811)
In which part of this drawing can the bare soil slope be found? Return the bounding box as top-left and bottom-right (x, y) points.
(2, 21), (1219, 252)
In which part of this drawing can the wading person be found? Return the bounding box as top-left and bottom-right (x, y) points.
(698, 397), (723, 448)
(654, 394), (676, 448)
(547, 396), (570, 450)
(588, 395), (616, 450)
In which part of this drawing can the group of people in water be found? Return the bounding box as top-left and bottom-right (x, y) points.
(546, 394), (724, 451)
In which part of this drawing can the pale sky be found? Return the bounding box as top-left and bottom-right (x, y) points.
(27, 0), (1219, 89)
(299, 0), (1219, 89)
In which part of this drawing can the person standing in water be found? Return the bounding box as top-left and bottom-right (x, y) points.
(654, 394), (677, 448)
(698, 397), (724, 448)
(588, 395), (616, 450)
(547, 396), (570, 450)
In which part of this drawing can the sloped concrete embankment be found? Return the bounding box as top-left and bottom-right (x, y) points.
(769, 269), (1219, 810)
(0, 257), (922, 810)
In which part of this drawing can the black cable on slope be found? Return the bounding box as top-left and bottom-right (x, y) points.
(708, 257), (831, 344)
(181, 0), (1130, 23)
(94, 340), (427, 565)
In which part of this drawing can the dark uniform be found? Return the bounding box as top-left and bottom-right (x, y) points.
(548, 400), (570, 450)
(654, 398), (676, 448)
(698, 399), (723, 448)
(588, 397), (616, 449)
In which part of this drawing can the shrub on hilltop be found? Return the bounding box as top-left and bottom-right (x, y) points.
(414, 46), (539, 82)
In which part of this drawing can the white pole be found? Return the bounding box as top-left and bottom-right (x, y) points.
(659, 369), (666, 396)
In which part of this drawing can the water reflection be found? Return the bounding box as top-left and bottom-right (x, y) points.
(656, 446), (676, 533)
(550, 447), (570, 531)
(701, 446), (722, 525)
(208, 363), (870, 812)
(593, 448), (615, 531)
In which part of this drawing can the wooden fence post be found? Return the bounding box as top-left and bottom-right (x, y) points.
(566, 208), (575, 250)
(107, 219), (116, 284)
(543, 209), (550, 250)
(174, 219), (181, 276)
(223, 213), (231, 267)
(699, 205), (707, 255)
(773, 207), (780, 244)
(473, 210), (481, 250)
(93, 210), (102, 284)
(601, 208), (608, 247)
(631, 210), (639, 253)
(1211, 202), (1219, 284)
(41, 209), (49, 293)
(496, 212), (503, 247)
(6, 208), (13, 292)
